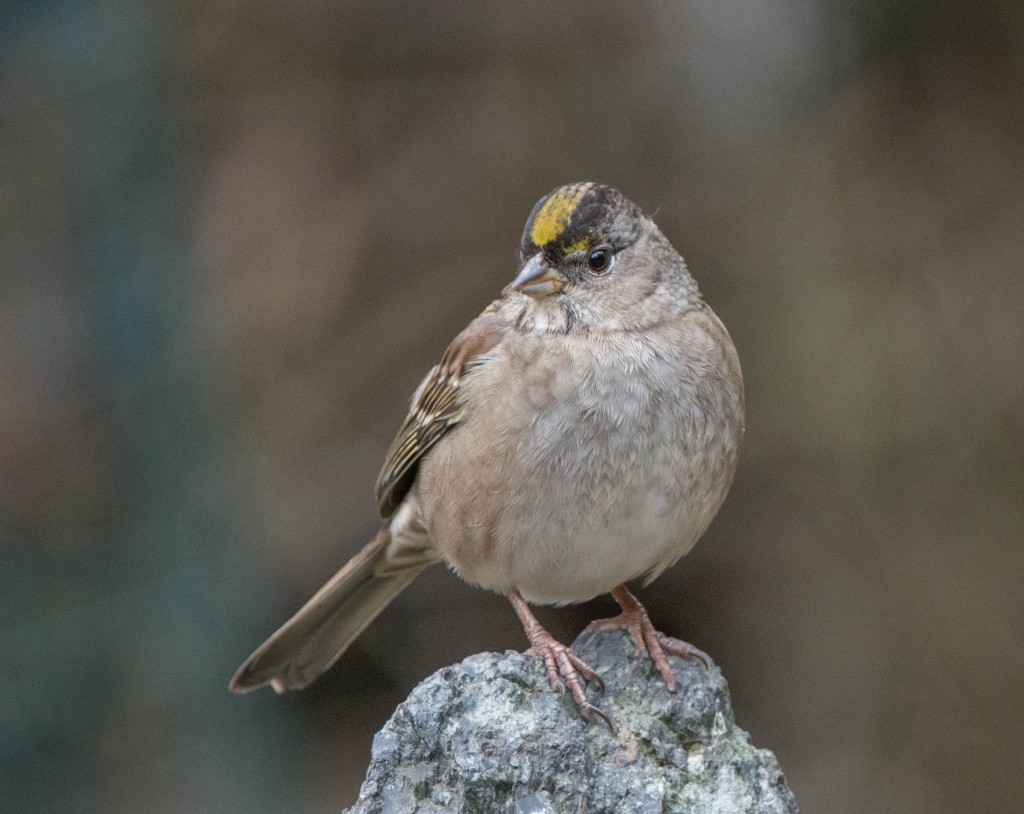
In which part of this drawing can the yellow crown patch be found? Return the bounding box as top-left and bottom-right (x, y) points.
(529, 186), (588, 248)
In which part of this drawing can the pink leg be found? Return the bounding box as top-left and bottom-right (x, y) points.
(585, 585), (708, 692)
(508, 589), (610, 727)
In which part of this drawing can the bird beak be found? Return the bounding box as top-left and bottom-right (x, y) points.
(511, 254), (567, 298)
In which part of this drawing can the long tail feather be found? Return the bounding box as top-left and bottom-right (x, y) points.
(230, 529), (432, 693)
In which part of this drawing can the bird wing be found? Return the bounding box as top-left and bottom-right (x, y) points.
(375, 304), (505, 518)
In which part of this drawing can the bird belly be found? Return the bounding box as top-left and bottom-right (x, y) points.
(503, 486), (697, 605)
(428, 415), (720, 604)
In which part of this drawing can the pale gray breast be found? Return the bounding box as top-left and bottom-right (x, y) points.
(418, 308), (743, 602)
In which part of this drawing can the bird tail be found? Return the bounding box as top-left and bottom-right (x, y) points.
(229, 528), (435, 693)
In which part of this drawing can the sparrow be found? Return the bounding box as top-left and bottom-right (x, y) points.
(230, 182), (744, 721)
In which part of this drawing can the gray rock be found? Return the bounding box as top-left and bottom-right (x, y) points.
(345, 629), (797, 814)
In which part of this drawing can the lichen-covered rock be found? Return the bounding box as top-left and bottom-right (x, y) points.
(345, 629), (797, 814)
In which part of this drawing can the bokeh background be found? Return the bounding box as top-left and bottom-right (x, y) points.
(2, 1), (1022, 812)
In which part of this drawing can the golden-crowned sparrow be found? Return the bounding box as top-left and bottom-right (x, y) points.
(230, 182), (744, 720)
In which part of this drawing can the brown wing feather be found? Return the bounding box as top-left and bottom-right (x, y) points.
(375, 305), (505, 518)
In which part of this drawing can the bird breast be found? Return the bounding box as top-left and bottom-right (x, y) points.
(415, 308), (743, 605)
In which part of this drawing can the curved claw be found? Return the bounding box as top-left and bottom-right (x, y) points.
(580, 700), (614, 731)
(659, 634), (710, 672)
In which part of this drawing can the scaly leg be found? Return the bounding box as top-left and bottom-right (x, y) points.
(585, 584), (708, 692)
(508, 589), (610, 727)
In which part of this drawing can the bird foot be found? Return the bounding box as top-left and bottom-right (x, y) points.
(525, 633), (611, 728)
(509, 590), (611, 728)
(585, 585), (708, 692)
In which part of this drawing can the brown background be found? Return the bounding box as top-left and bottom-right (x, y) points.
(2, 1), (1022, 812)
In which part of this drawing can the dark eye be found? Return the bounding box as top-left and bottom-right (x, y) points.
(587, 248), (611, 273)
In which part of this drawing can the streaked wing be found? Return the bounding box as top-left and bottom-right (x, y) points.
(375, 306), (505, 518)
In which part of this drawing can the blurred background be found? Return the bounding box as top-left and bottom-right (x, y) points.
(2, 1), (1022, 812)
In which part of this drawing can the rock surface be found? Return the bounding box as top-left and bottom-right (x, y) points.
(345, 629), (797, 814)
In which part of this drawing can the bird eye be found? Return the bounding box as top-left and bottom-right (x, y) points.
(587, 248), (611, 273)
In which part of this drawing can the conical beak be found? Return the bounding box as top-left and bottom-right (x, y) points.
(511, 254), (567, 298)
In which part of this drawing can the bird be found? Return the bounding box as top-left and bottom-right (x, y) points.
(230, 182), (744, 721)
